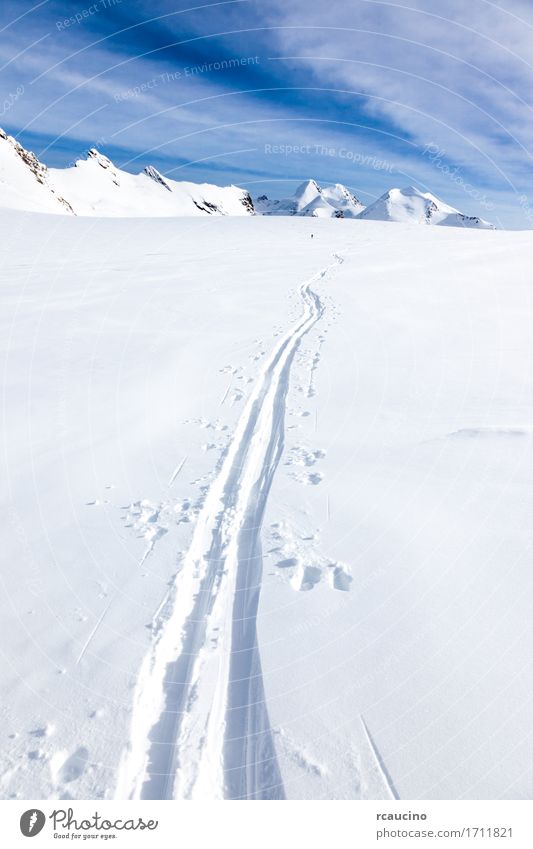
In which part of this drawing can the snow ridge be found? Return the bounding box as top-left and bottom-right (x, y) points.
(115, 255), (343, 801)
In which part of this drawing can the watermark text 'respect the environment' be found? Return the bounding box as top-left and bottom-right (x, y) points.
(114, 56), (261, 102)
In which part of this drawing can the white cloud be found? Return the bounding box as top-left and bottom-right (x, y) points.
(263, 0), (533, 193)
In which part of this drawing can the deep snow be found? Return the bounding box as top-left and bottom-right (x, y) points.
(1, 213), (532, 800)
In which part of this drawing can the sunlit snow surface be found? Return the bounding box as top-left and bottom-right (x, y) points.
(1, 212), (532, 800)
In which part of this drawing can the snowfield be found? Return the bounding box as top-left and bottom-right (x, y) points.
(1, 212), (533, 801)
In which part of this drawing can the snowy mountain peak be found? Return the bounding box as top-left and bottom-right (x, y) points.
(294, 179), (322, 203)
(255, 179), (364, 218)
(0, 127), (48, 185)
(358, 185), (495, 229)
(394, 185), (425, 197)
(144, 165), (172, 192)
(85, 148), (115, 169)
(0, 127), (74, 214)
(321, 183), (364, 213)
(328, 182), (358, 200)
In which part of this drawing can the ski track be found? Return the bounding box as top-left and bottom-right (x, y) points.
(168, 455), (187, 487)
(360, 716), (400, 800)
(115, 256), (343, 801)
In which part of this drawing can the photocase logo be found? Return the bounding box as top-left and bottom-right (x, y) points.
(20, 809), (46, 837)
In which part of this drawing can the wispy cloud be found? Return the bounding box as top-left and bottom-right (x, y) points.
(264, 2), (533, 202)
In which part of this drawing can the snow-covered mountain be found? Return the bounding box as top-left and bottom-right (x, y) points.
(0, 128), (74, 214)
(255, 179), (365, 218)
(0, 129), (495, 227)
(0, 129), (254, 217)
(255, 182), (495, 227)
(358, 185), (495, 229)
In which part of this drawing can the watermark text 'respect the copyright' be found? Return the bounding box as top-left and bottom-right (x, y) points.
(56, 0), (121, 30)
(264, 143), (395, 172)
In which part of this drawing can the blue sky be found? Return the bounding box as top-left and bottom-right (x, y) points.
(1, 0), (533, 226)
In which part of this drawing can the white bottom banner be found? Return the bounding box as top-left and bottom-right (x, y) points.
(3, 800), (533, 848)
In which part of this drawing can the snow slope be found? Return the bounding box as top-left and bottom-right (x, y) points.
(255, 180), (364, 218)
(358, 185), (495, 228)
(1, 212), (531, 801)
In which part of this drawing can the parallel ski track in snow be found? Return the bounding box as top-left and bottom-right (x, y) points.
(116, 255), (343, 800)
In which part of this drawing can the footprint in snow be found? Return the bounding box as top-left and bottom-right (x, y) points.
(51, 747), (89, 784)
(291, 564), (322, 592)
(275, 557), (298, 569)
(268, 522), (352, 593)
(285, 446), (325, 468)
(290, 470), (323, 486)
(328, 564), (353, 592)
(29, 725), (54, 739)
